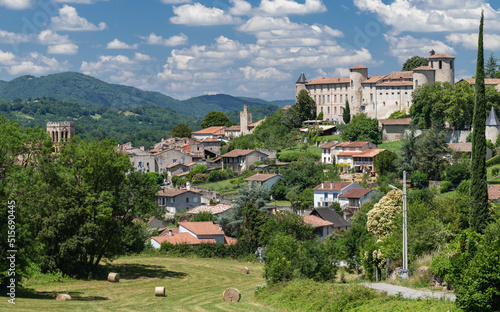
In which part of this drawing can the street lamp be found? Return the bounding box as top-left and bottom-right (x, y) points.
(388, 170), (408, 279)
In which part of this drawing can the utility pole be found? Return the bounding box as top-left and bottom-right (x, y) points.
(389, 170), (408, 279)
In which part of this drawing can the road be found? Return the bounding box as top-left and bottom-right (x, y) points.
(362, 283), (456, 302)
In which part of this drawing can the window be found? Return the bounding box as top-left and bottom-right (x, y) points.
(314, 95), (317, 102)
(193, 197), (198, 203)
(147, 162), (149, 167)
(186, 198), (189, 203)
(323, 95), (325, 103)
(327, 95), (330, 103)
(334, 107), (337, 114)
(173, 159), (177, 163)
(373, 103), (375, 111)
(370, 93), (373, 101)
(340, 95), (343, 103)
(450, 60), (454, 70)
(327, 107), (330, 114)
(350, 80), (353, 88)
(324, 193), (328, 198)
(439, 60), (442, 69)
(415, 80), (418, 86)
(181, 158), (185, 164)
(171, 198), (174, 203)
(334, 95), (337, 103)
(160, 159), (162, 165)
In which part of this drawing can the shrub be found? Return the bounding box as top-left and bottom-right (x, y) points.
(439, 180), (453, 193)
(492, 167), (500, 177)
(486, 155), (500, 167)
(456, 179), (470, 195)
(410, 170), (428, 188)
(445, 162), (470, 185)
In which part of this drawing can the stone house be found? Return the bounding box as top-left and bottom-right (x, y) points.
(379, 118), (412, 142)
(154, 149), (193, 175)
(313, 181), (363, 208)
(191, 126), (227, 140)
(119, 147), (155, 173)
(157, 189), (202, 213)
(220, 149), (268, 174)
(320, 140), (340, 164)
(244, 173), (282, 191)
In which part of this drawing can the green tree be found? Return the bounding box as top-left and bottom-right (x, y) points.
(294, 90), (316, 122)
(402, 56), (428, 71)
(169, 123), (192, 138)
(470, 11), (490, 234)
(317, 111), (323, 120)
(485, 52), (498, 78)
(410, 82), (453, 129)
(373, 150), (397, 176)
(341, 113), (381, 144)
(415, 128), (449, 180)
(343, 100), (351, 124)
(394, 128), (420, 174)
(200, 111), (235, 129)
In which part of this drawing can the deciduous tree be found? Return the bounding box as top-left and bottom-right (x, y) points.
(169, 123), (192, 138)
(402, 56), (428, 71)
(201, 111), (235, 129)
(341, 113), (381, 144)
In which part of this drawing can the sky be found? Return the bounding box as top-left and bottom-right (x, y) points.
(0, 0), (499, 101)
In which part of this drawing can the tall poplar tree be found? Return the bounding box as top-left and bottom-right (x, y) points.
(343, 100), (351, 124)
(470, 11), (489, 233)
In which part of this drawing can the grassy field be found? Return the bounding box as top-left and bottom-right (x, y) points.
(12, 255), (276, 312)
(377, 140), (403, 153)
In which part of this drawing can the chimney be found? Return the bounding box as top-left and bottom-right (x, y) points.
(168, 229), (173, 236)
(322, 182), (324, 189)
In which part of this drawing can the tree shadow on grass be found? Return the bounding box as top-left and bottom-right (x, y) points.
(105, 263), (188, 280)
(17, 288), (109, 301)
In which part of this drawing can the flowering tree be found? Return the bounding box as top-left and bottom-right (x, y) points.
(366, 190), (403, 239)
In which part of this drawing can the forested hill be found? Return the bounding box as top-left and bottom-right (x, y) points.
(0, 72), (292, 117)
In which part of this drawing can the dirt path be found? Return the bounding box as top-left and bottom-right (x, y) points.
(362, 283), (456, 302)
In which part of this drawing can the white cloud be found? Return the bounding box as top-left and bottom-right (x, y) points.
(47, 43), (78, 55)
(353, 0), (500, 34)
(257, 0), (327, 16)
(447, 32), (500, 50)
(106, 39), (138, 49)
(229, 0), (252, 15)
(38, 30), (70, 45)
(0, 0), (32, 10)
(239, 66), (291, 80)
(134, 52), (152, 61)
(0, 29), (30, 44)
(50, 5), (107, 31)
(161, 0), (191, 3)
(1, 51), (69, 75)
(385, 34), (456, 63)
(143, 33), (188, 46)
(170, 3), (242, 26)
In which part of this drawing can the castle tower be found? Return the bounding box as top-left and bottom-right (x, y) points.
(349, 65), (368, 116)
(412, 66), (436, 89)
(428, 50), (455, 85)
(295, 72), (307, 101)
(46, 121), (75, 143)
(486, 106), (500, 143)
(240, 104), (252, 136)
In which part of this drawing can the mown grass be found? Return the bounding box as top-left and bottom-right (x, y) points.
(255, 279), (461, 312)
(377, 140), (404, 153)
(11, 255), (276, 312)
(196, 178), (244, 194)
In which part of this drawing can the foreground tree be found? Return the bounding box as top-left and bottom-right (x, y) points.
(341, 113), (381, 144)
(402, 56), (428, 71)
(294, 90), (316, 122)
(201, 111), (235, 128)
(470, 11), (490, 234)
(343, 100), (351, 124)
(170, 123), (192, 138)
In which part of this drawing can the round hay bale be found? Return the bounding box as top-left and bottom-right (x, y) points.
(223, 288), (241, 303)
(155, 287), (165, 297)
(56, 294), (72, 301)
(241, 267), (249, 274)
(108, 272), (120, 283)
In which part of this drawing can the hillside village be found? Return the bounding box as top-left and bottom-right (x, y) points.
(3, 46), (500, 310)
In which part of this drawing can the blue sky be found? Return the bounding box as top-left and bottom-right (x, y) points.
(0, 0), (499, 101)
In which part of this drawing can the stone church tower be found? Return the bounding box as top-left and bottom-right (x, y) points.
(486, 107), (500, 143)
(240, 104), (252, 136)
(428, 50), (455, 85)
(47, 121), (75, 143)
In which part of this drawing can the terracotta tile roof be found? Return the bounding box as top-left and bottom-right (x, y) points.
(379, 118), (412, 125)
(382, 71), (414, 80)
(221, 149), (256, 158)
(175, 172), (190, 177)
(428, 53), (455, 59)
(312, 208), (351, 228)
(362, 76), (385, 83)
(148, 233), (206, 245)
(313, 181), (351, 191)
(282, 105), (293, 110)
(302, 215), (333, 228)
(226, 125), (241, 131)
(158, 189), (199, 197)
(338, 151), (360, 157)
(159, 228), (180, 236)
(244, 173), (279, 182)
(413, 66), (435, 71)
(350, 64), (367, 69)
(185, 162), (197, 167)
(192, 126), (226, 135)
(179, 221), (225, 236)
(224, 236), (238, 245)
(201, 138), (220, 143)
(306, 77), (350, 85)
(166, 163), (185, 169)
(336, 141), (371, 148)
(462, 78), (500, 85)
(321, 141), (340, 149)
(353, 149), (387, 158)
(376, 81), (414, 87)
(488, 185), (500, 201)
(339, 188), (374, 199)
(448, 143), (472, 153)
(186, 204), (233, 215)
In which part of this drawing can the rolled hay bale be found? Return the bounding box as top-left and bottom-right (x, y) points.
(155, 287), (165, 297)
(223, 288), (241, 303)
(56, 294), (72, 301)
(241, 267), (249, 274)
(108, 272), (120, 283)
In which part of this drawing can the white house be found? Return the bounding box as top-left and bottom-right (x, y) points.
(338, 188), (378, 218)
(147, 221), (229, 248)
(312, 181), (363, 208)
(244, 173), (282, 191)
